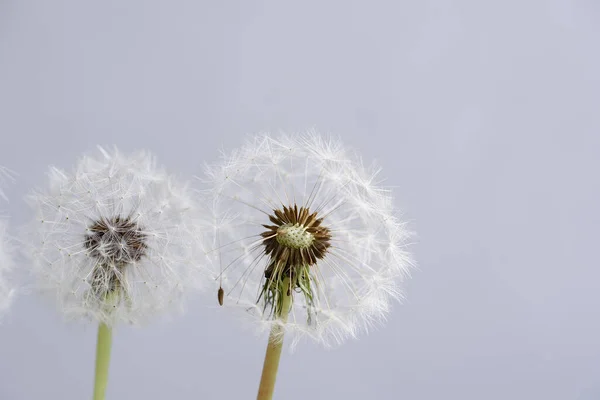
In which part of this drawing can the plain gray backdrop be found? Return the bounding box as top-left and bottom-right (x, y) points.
(1, 1), (599, 399)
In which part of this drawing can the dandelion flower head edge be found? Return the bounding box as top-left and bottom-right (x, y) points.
(0, 221), (15, 319)
(0, 166), (16, 320)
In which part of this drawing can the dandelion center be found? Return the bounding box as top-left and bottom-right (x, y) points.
(84, 216), (148, 296)
(258, 204), (332, 319)
(261, 204), (332, 273)
(276, 224), (314, 249)
(84, 216), (147, 264)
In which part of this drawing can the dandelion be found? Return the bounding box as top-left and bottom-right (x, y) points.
(0, 221), (15, 320)
(24, 147), (207, 400)
(201, 133), (412, 399)
(0, 166), (16, 320)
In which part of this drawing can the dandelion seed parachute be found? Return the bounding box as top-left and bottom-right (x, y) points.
(0, 166), (16, 202)
(24, 147), (209, 326)
(202, 133), (412, 348)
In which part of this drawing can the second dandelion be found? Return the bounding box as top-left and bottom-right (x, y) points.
(202, 133), (412, 400)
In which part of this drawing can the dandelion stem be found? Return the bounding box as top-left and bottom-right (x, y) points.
(93, 323), (113, 400)
(256, 278), (292, 400)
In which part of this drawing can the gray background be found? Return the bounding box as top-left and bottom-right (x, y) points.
(1, 1), (599, 399)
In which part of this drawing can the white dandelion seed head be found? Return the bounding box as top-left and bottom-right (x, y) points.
(25, 147), (209, 326)
(202, 132), (413, 349)
(0, 221), (15, 320)
(0, 166), (16, 320)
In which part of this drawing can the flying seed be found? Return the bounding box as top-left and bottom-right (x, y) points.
(218, 286), (224, 306)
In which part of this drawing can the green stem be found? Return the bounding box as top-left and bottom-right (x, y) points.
(256, 278), (292, 400)
(93, 323), (113, 400)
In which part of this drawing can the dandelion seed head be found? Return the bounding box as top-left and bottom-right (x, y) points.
(0, 166), (16, 320)
(0, 221), (15, 320)
(201, 132), (413, 348)
(25, 147), (209, 326)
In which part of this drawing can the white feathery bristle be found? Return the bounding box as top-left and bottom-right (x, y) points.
(200, 132), (413, 349)
(24, 147), (212, 326)
(0, 166), (16, 202)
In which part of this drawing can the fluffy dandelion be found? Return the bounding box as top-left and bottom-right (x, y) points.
(0, 219), (15, 319)
(201, 133), (412, 399)
(0, 220), (15, 319)
(0, 166), (16, 320)
(24, 147), (207, 400)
